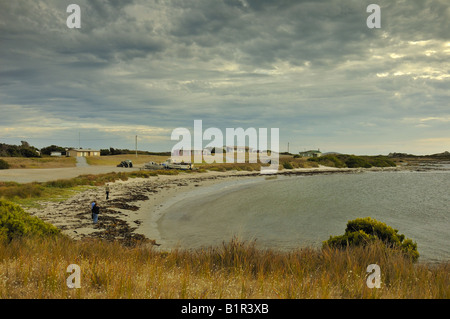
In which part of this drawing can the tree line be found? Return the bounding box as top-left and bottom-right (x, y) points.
(0, 141), (41, 157)
(100, 147), (170, 156)
(0, 142), (170, 158)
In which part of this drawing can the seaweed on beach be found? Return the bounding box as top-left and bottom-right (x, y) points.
(108, 200), (140, 211)
(87, 214), (153, 247)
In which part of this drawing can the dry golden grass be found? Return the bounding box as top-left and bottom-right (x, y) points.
(0, 170), (179, 207)
(280, 156), (320, 169)
(0, 236), (447, 299)
(86, 153), (319, 172)
(194, 154), (318, 171)
(85, 154), (170, 166)
(0, 157), (77, 169)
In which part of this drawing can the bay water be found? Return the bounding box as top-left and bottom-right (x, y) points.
(155, 166), (450, 262)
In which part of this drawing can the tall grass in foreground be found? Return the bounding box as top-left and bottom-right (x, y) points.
(0, 236), (447, 299)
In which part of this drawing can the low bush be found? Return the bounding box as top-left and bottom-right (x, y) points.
(0, 200), (60, 242)
(308, 154), (396, 168)
(345, 155), (372, 168)
(0, 159), (10, 170)
(323, 217), (419, 262)
(308, 155), (346, 168)
(282, 161), (294, 169)
(365, 156), (396, 167)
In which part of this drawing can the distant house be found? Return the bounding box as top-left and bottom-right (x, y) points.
(225, 146), (254, 153)
(299, 149), (322, 158)
(171, 149), (204, 156)
(50, 152), (62, 157)
(67, 148), (100, 157)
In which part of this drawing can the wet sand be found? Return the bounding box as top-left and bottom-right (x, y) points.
(25, 170), (261, 246)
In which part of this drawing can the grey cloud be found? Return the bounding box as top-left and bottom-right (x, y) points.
(0, 0), (448, 154)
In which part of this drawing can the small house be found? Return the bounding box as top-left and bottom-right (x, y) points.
(299, 149), (322, 158)
(225, 146), (254, 153)
(50, 152), (62, 157)
(67, 148), (100, 157)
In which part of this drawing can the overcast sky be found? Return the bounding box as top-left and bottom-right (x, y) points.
(0, 0), (449, 155)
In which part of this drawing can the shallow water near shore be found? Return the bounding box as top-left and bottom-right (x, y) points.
(153, 168), (450, 263)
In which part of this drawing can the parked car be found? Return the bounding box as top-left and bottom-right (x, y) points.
(117, 160), (133, 168)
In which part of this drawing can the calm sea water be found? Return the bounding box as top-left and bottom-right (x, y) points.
(155, 166), (450, 262)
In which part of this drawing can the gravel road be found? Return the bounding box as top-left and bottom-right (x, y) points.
(0, 166), (140, 183)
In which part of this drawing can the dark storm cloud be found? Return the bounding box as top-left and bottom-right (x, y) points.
(165, 0), (375, 68)
(0, 0), (448, 153)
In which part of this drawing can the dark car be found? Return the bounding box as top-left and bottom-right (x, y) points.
(117, 160), (133, 168)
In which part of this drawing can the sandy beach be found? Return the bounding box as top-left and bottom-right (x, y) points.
(21, 165), (404, 248)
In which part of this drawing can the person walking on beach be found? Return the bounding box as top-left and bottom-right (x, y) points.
(105, 184), (110, 200)
(90, 200), (95, 221)
(91, 201), (100, 224)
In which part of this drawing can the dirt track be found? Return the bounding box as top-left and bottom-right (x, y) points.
(0, 166), (140, 183)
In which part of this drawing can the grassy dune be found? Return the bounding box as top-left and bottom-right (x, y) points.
(0, 236), (448, 299)
(0, 170), (179, 209)
(192, 154), (319, 171)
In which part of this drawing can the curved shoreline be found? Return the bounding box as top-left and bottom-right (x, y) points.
(25, 166), (404, 247)
(142, 174), (275, 248)
(151, 166), (450, 263)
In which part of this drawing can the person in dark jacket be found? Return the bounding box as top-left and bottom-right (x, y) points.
(91, 201), (100, 224)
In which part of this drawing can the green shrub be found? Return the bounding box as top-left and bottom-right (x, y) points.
(323, 217), (419, 262)
(0, 159), (10, 169)
(282, 161), (294, 169)
(345, 155), (372, 168)
(308, 155), (346, 168)
(366, 156), (396, 167)
(207, 167), (226, 172)
(44, 178), (78, 188)
(0, 200), (60, 242)
(308, 154), (396, 169)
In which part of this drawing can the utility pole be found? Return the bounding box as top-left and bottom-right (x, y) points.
(288, 142), (290, 154)
(135, 135), (138, 158)
(78, 132), (80, 149)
